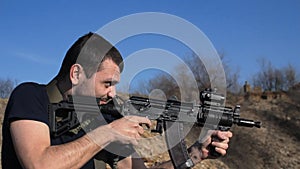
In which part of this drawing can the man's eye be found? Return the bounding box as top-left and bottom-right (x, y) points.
(105, 82), (112, 87)
(104, 80), (118, 87)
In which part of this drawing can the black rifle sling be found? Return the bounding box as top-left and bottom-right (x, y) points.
(163, 121), (194, 169)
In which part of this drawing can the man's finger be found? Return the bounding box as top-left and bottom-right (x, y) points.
(217, 131), (233, 140)
(211, 141), (229, 150)
(125, 116), (152, 127)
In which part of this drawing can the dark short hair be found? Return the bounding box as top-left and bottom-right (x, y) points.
(56, 32), (123, 81)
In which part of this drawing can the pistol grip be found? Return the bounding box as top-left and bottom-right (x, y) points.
(208, 135), (223, 158)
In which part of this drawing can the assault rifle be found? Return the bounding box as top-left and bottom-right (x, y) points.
(48, 89), (261, 169)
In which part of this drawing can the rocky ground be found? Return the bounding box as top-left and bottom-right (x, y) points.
(1, 88), (299, 169)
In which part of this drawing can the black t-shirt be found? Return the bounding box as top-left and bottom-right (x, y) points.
(1, 82), (94, 169)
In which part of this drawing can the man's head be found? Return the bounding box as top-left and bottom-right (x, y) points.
(56, 32), (123, 81)
(55, 32), (123, 101)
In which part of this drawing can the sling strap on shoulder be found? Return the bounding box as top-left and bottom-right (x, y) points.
(46, 79), (64, 103)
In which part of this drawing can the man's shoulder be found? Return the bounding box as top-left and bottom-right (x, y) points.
(10, 82), (47, 102)
(12, 82), (45, 94)
(15, 82), (44, 89)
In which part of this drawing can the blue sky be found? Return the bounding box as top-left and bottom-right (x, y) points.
(1, 0), (300, 88)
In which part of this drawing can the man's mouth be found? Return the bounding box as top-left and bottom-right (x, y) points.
(98, 98), (112, 105)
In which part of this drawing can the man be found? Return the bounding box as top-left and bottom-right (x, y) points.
(1, 32), (232, 169)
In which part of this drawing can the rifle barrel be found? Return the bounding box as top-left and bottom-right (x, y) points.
(236, 118), (261, 128)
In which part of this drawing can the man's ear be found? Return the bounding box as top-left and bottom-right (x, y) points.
(70, 64), (84, 85)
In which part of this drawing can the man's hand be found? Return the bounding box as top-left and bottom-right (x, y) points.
(107, 116), (152, 145)
(189, 130), (233, 164)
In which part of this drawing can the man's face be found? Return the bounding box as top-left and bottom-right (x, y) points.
(74, 59), (120, 104)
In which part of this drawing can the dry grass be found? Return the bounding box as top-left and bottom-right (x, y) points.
(0, 99), (8, 169)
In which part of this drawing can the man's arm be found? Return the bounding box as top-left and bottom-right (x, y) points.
(11, 116), (151, 169)
(11, 120), (108, 169)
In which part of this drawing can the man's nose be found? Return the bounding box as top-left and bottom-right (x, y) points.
(108, 86), (116, 98)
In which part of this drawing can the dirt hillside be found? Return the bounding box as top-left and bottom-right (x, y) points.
(221, 93), (300, 169)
